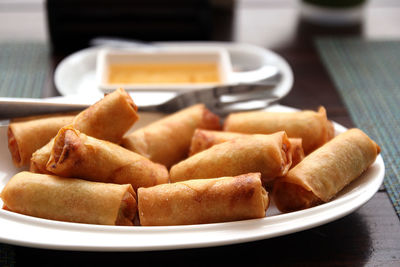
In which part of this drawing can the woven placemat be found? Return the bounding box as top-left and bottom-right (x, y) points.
(0, 42), (49, 266)
(315, 37), (400, 218)
(0, 42), (49, 98)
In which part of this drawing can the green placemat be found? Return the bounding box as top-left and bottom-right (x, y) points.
(0, 42), (48, 266)
(0, 42), (49, 98)
(315, 37), (400, 218)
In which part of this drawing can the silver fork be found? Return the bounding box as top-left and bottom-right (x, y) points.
(0, 73), (281, 119)
(139, 73), (282, 116)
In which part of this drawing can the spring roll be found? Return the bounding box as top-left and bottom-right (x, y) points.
(273, 128), (380, 213)
(189, 129), (305, 167)
(170, 131), (292, 185)
(122, 104), (221, 168)
(46, 126), (169, 191)
(30, 88), (139, 173)
(8, 113), (75, 167)
(223, 106), (334, 154)
(138, 173), (269, 226)
(72, 87), (139, 144)
(0, 171), (137, 226)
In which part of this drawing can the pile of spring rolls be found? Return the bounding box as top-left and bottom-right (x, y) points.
(1, 88), (381, 226)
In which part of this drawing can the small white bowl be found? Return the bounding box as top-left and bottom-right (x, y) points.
(96, 47), (233, 92)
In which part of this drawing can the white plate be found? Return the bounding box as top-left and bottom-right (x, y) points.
(54, 42), (294, 106)
(0, 105), (384, 251)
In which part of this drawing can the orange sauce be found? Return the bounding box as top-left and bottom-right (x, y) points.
(107, 63), (221, 84)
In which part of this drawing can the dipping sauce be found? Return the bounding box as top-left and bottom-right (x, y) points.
(107, 63), (221, 84)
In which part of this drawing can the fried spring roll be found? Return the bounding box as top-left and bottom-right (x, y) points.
(170, 131), (292, 185)
(273, 128), (380, 213)
(72, 88), (139, 144)
(46, 126), (169, 191)
(189, 129), (305, 167)
(30, 88), (139, 173)
(122, 104), (221, 168)
(0, 172), (137, 226)
(138, 173), (269, 226)
(223, 106), (334, 154)
(8, 114), (75, 167)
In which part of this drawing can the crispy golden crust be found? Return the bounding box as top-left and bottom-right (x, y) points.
(188, 129), (305, 168)
(273, 128), (380, 212)
(0, 171), (137, 225)
(8, 114), (75, 167)
(72, 88), (139, 144)
(170, 131), (292, 185)
(122, 104), (221, 168)
(29, 88), (139, 174)
(138, 173), (268, 226)
(46, 126), (169, 191)
(223, 106), (333, 154)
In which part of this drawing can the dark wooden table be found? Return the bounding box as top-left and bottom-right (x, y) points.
(2, 0), (400, 266)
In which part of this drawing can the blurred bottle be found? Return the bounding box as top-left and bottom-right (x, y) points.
(300, 0), (367, 26)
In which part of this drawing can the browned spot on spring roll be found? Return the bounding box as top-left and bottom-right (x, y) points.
(170, 131), (292, 185)
(273, 128), (380, 213)
(0, 171), (137, 226)
(30, 88), (139, 174)
(7, 114), (75, 167)
(46, 126), (169, 191)
(223, 106), (334, 154)
(189, 129), (305, 168)
(122, 104), (221, 168)
(138, 173), (269, 226)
